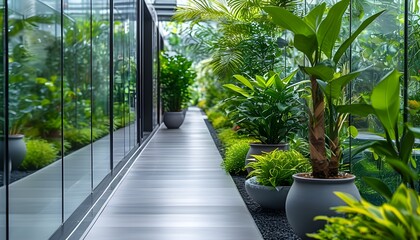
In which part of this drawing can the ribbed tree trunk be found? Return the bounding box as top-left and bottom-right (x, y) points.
(309, 76), (329, 178)
(328, 136), (340, 177)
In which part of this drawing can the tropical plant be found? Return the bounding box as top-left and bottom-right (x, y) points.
(338, 70), (420, 198)
(308, 184), (420, 240)
(160, 52), (196, 112)
(264, 0), (385, 178)
(246, 149), (311, 187)
(224, 71), (304, 144)
(173, 0), (299, 78)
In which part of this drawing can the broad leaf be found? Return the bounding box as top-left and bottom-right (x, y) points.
(233, 74), (254, 90)
(302, 65), (335, 81)
(324, 71), (362, 100)
(334, 10), (385, 64)
(400, 128), (415, 165)
(348, 125), (358, 138)
(336, 104), (375, 117)
(303, 3), (326, 31)
(255, 75), (266, 88)
(371, 69), (402, 140)
(294, 34), (318, 63)
(386, 159), (419, 182)
(265, 74), (276, 88)
(223, 84), (250, 97)
(363, 176), (393, 201)
(317, 0), (350, 59)
(263, 6), (315, 37)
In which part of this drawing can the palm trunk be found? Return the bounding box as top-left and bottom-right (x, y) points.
(309, 76), (328, 178)
(328, 136), (340, 177)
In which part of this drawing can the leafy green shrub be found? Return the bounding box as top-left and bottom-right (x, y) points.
(20, 139), (58, 170)
(218, 128), (256, 147)
(247, 150), (311, 187)
(206, 107), (224, 123)
(212, 115), (231, 129)
(160, 52), (196, 112)
(65, 127), (107, 150)
(308, 184), (420, 240)
(221, 140), (250, 174)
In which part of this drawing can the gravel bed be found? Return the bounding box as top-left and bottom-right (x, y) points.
(204, 118), (300, 240)
(0, 170), (35, 185)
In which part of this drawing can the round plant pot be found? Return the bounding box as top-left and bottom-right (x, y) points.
(245, 143), (289, 173)
(245, 176), (290, 210)
(163, 112), (185, 129)
(0, 134), (27, 171)
(285, 173), (361, 239)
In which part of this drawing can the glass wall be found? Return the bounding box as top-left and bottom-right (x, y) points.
(113, 0), (138, 166)
(0, 1), (5, 239)
(0, 0), (157, 239)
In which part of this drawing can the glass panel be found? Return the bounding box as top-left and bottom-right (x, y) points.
(408, 0), (420, 187)
(8, 0), (62, 238)
(63, 0), (92, 220)
(350, 0), (404, 204)
(113, 0), (138, 166)
(92, 0), (111, 189)
(0, 1), (5, 239)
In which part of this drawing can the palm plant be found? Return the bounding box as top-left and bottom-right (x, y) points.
(263, 0), (384, 178)
(173, 0), (300, 78)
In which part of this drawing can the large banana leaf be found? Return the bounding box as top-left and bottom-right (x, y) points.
(303, 3), (326, 30)
(317, 0), (349, 59)
(370, 69), (402, 140)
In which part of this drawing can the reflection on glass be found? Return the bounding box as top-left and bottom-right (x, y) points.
(8, 1), (62, 239)
(113, 0), (138, 166)
(63, 0), (92, 220)
(0, 2), (5, 239)
(350, 0), (404, 204)
(92, 0), (111, 189)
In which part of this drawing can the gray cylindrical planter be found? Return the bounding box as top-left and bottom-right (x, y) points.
(163, 112), (185, 129)
(245, 176), (290, 210)
(285, 173), (361, 239)
(245, 143), (289, 173)
(0, 134), (27, 170)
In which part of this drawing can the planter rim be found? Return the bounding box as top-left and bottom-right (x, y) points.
(164, 111), (183, 114)
(292, 172), (356, 183)
(0, 134), (24, 140)
(249, 142), (288, 147)
(246, 176), (291, 191)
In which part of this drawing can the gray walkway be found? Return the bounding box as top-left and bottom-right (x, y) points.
(83, 108), (263, 240)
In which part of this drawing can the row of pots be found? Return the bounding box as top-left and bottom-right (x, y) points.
(244, 143), (360, 239)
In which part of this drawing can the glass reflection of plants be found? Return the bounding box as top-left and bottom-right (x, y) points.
(1, 13), (136, 172)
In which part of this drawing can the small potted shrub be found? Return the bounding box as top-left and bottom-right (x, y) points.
(224, 71), (305, 169)
(245, 149), (311, 210)
(160, 52), (196, 129)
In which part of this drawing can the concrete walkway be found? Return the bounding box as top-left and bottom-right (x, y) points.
(83, 107), (263, 240)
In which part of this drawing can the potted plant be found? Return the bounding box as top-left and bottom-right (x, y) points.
(224, 71), (305, 170)
(160, 52), (196, 129)
(263, 0), (384, 237)
(245, 149), (311, 210)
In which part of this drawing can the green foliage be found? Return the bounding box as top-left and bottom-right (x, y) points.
(160, 52), (196, 112)
(174, 0), (299, 78)
(65, 127), (108, 150)
(218, 128), (241, 147)
(308, 184), (420, 240)
(264, 0), (385, 178)
(338, 70), (420, 197)
(221, 140), (251, 174)
(224, 71), (305, 144)
(20, 139), (58, 170)
(247, 150), (311, 187)
(212, 115), (231, 129)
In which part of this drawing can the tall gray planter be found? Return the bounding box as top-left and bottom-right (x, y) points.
(0, 134), (27, 171)
(245, 143), (289, 173)
(163, 112), (185, 129)
(285, 173), (361, 239)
